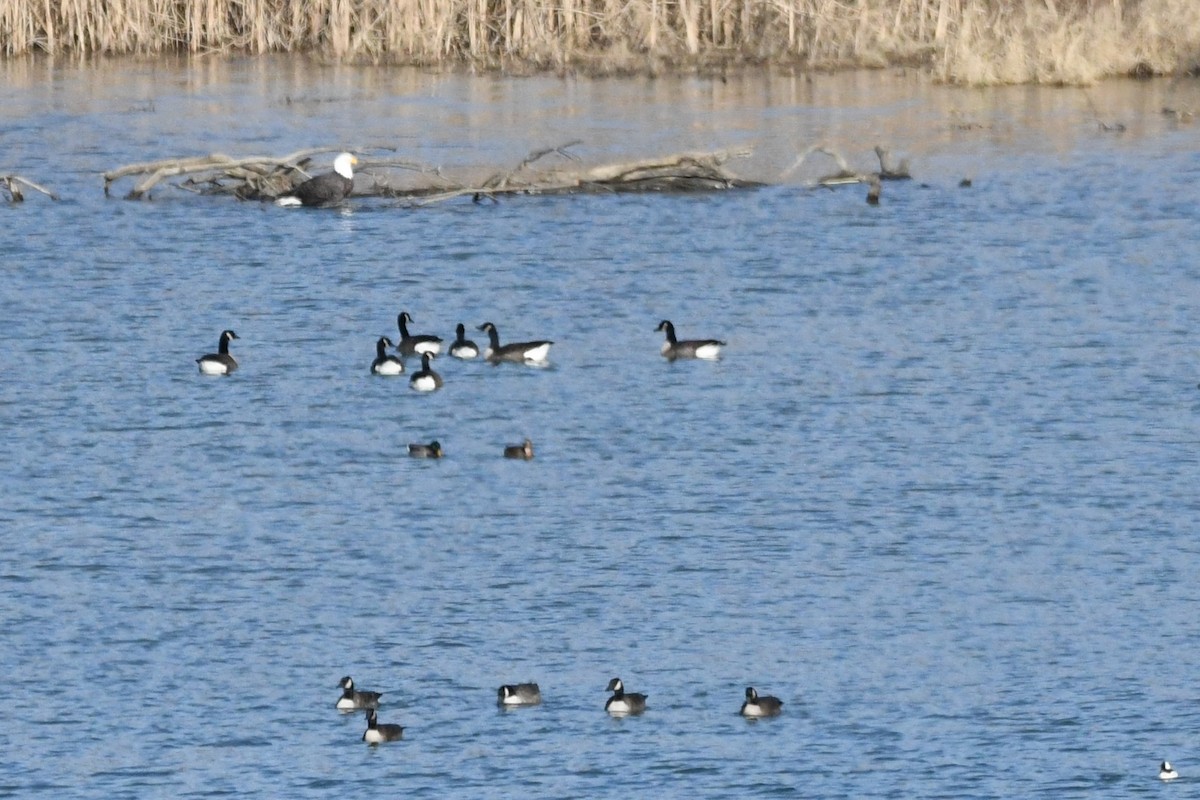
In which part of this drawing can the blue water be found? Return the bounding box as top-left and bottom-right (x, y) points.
(2, 60), (1199, 798)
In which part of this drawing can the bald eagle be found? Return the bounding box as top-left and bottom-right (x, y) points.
(276, 152), (357, 207)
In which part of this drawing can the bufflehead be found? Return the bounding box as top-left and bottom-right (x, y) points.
(370, 337), (405, 375)
(604, 677), (647, 715)
(656, 320), (725, 360)
(362, 708), (404, 743)
(477, 322), (553, 364)
(503, 439), (534, 460)
(396, 311), (443, 357)
(336, 676), (382, 711)
(196, 329), (239, 375)
(449, 323), (480, 359)
(740, 686), (783, 717)
(1160, 761), (1179, 781)
(498, 683), (542, 706)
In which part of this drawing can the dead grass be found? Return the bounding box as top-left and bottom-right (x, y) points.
(939, 0), (1200, 84)
(1, 0), (1197, 83)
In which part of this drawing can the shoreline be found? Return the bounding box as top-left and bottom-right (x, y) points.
(3, 0), (1199, 86)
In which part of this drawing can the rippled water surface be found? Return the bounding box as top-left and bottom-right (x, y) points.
(2, 59), (1199, 799)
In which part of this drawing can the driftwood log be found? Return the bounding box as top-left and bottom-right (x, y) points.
(781, 144), (911, 186)
(2, 175), (59, 202)
(103, 143), (761, 202)
(103, 142), (914, 203)
(102, 147), (351, 200)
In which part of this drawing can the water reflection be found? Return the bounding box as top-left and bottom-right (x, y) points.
(3, 57), (1196, 189)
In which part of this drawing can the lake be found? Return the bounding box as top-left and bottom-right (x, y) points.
(1, 57), (1199, 798)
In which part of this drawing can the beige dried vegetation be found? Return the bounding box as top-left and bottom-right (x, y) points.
(1, 0), (1197, 84)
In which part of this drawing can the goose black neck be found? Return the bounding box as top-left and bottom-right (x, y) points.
(397, 314), (411, 338)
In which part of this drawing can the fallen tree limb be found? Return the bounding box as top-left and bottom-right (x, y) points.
(874, 146), (911, 180)
(103, 147), (344, 199)
(781, 144), (912, 186)
(482, 139), (584, 190)
(104, 143), (762, 203)
(103, 141), (913, 205)
(2, 175), (60, 202)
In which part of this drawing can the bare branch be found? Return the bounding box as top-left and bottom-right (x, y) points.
(103, 143), (766, 204)
(3, 175), (60, 201)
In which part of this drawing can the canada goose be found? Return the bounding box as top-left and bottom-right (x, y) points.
(1160, 761), (1179, 781)
(362, 708), (404, 743)
(336, 676), (382, 711)
(504, 439), (534, 460)
(370, 337), (404, 375)
(497, 683), (542, 706)
(477, 322), (553, 364)
(740, 686), (783, 718)
(604, 677), (647, 715)
(407, 441), (443, 458)
(196, 329), (239, 375)
(276, 152), (357, 207)
(396, 311), (443, 357)
(409, 352), (443, 392)
(448, 323), (480, 359)
(655, 320), (725, 360)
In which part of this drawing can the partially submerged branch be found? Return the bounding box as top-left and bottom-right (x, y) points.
(105, 142), (762, 203)
(874, 146), (911, 180)
(103, 147), (344, 199)
(2, 175), (60, 202)
(103, 141), (916, 205)
(481, 139), (584, 191)
(781, 144), (911, 187)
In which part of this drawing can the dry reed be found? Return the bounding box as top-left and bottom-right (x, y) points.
(1, 0), (1197, 83)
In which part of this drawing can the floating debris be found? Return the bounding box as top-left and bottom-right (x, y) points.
(103, 143), (761, 203)
(2, 175), (59, 203)
(782, 143), (911, 191)
(874, 146), (911, 180)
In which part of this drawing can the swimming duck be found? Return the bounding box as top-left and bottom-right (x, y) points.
(396, 311), (443, 357)
(370, 337), (405, 375)
(336, 676), (382, 711)
(740, 686), (783, 717)
(497, 683), (542, 706)
(604, 677), (647, 715)
(407, 441), (443, 458)
(1160, 761), (1179, 781)
(196, 329), (239, 375)
(449, 323), (480, 359)
(477, 322), (553, 364)
(409, 352), (443, 392)
(503, 439), (534, 460)
(362, 708), (404, 743)
(656, 320), (725, 360)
